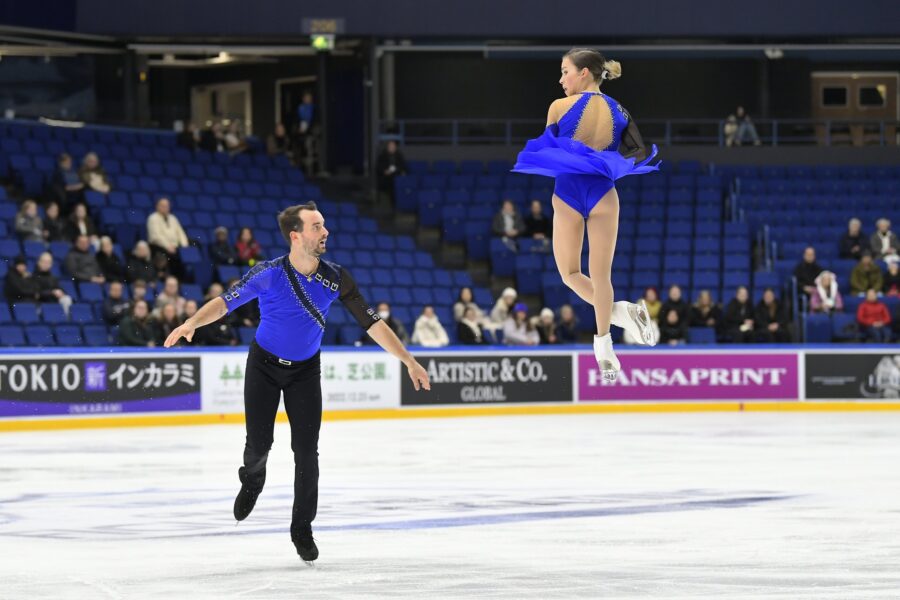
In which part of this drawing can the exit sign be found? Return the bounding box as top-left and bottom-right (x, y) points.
(302, 18), (345, 34)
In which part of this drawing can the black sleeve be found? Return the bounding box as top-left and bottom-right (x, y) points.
(619, 113), (648, 162)
(338, 267), (381, 331)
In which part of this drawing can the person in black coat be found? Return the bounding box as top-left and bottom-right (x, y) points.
(32, 252), (72, 307)
(838, 218), (865, 260)
(723, 286), (755, 344)
(376, 140), (407, 202)
(42, 201), (67, 242)
(754, 288), (792, 343)
(4, 256), (38, 304)
(659, 308), (688, 345)
(660, 284), (690, 323)
(126, 241), (157, 285)
(456, 306), (487, 345)
(103, 281), (131, 325)
(793, 246), (824, 297)
(209, 227), (238, 266)
(556, 304), (579, 343)
(96, 236), (126, 282)
(524, 200), (552, 239)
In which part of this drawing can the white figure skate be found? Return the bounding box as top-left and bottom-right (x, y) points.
(612, 300), (657, 346)
(593, 333), (621, 382)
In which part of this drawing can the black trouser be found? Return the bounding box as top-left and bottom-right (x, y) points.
(242, 341), (322, 534)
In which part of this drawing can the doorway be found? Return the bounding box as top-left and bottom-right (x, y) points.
(190, 81), (253, 134)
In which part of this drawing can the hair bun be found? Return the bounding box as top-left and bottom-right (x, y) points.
(603, 60), (622, 81)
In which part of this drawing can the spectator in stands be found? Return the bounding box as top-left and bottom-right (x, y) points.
(411, 305), (450, 348)
(42, 201), (66, 242)
(359, 302), (409, 345)
(810, 271), (844, 314)
(194, 310), (241, 346)
(850, 252), (883, 296)
(33, 252), (73, 314)
(79, 152), (111, 194)
(65, 235), (105, 284)
(297, 91), (315, 136)
(198, 122), (225, 153)
(154, 276), (187, 319)
(267, 122), (293, 160)
(490, 287), (518, 326)
(731, 106), (761, 146)
(146, 197), (188, 277)
(453, 287), (485, 323)
(224, 119), (248, 155)
(503, 303), (540, 346)
(118, 300), (157, 347)
(65, 202), (99, 246)
(219, 279), (260, 328)
(49, 153), (84, 210)
(556, 304), (579, 343)
(103, 280), (130, 325)
(793, 246), (823, 297)
(130, 279), (149, 305)
(492, 200), (525, 251)
(660, 284), (689, 323)
(839, 218), (865, 260)
(154, 303), (184, 347)
(870, 218), (900, 261)
(723, 114), (739, 147)
(641, 287), (662, 322)
(754, 288), (791, 343)
(176, 122), (198, 151)
(857, 289), (892, 343)
(690, 290), (723, 333)
(4, 256), (37, 304)
(536, 307), (558, 344)
(95, 236), (125, 282)
(152, 252), (172, 285)
(723, 286), (755, 344)
(376, 140), (406, 203)
(659, 309), (688, 345)
(15, 199), (43, 242)
(457, 306), (487, 345)
(183, 299), (198, 322)
(210, 226), (238, 265)
(235, 227), (263, 266)
(883, 262), (900, 297)
(126, 241), (156, 284)
(524, 200), (552, 240)
(205, 282), (225, 303)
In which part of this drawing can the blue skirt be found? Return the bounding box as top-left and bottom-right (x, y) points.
(512, 129), (660, 218)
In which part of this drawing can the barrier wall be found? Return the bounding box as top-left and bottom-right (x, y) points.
(0, 346), (898, 430)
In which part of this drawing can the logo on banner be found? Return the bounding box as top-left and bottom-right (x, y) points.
(219, 364), (244, 386)
(862, 356), (900, 398)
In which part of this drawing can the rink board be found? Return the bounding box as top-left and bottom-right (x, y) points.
(0, 345), (898, 430)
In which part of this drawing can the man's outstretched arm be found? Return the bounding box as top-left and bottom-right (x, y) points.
(164, 297), (228, 347)
(366, 320), (431, 391)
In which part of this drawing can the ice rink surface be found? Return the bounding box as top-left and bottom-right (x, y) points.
(2, 410), (900, 599)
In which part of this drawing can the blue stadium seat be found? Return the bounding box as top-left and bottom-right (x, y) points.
(0, 325), (25, 346)
(832, 313), (859, 341)
(40, 303), (68, 324)
(54, 325), (83, 346)
(805, 313), (832, 343)
(12, 304), (40, 324)
(26, 325), (54, 347)
(688, 327), (716, 344)
(69, 304), (94, 325)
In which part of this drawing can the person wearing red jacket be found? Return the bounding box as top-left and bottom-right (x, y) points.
(235, 227), (264, 267)
(856, 288), (893, 343)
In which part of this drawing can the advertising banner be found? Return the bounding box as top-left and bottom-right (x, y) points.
(401, 354), (573, 406)
(578, 352), (799, 401)
(0, 355), (200, 417)
(806, 352), (900, 399)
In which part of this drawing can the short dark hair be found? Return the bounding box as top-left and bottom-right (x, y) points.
(277, 202), (319, 244)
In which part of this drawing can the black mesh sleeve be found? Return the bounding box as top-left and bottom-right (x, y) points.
(619, 114), (648, 162)
(339, 267), (381, 330)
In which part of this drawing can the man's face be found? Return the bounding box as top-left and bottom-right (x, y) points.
(109, 283), (122, 299)
(804, 248), (816, 263)
(878, 221), (890, 233)
(294, 210), (328, 256)
(157, 199), (171, 216)
(76, 236), (89, 252)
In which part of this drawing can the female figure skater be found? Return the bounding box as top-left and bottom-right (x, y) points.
(513, 48), (660, 381)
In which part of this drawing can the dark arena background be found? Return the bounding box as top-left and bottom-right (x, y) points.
(1, 1), (899, 597)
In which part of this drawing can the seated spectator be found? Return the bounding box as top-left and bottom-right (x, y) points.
(64, 235), (105, 284)
(65, 202), (99, 245)
(154, 303), (184, 347)
(224, 120), (248, 155)
(146, 197), (188, 277)
(359, 302), (409, 345)
(793, 246), (823, 297)
(503, 303), (539, 346)
(490, 287), (518, 327)
(754, 288), (791, 343)
(723, 114), (739, 147)
(198, 122), (225, 153)
(556, 304), (579, 343)
(839, 218), (865, 260)
(850, 252), (883, 296)
(411, 305), (450, 348)
(219, 280), (260, 328)
(267, 122), (293, 159)
(660, 284), (689, 323)
(205, 282), (225, 303)
(152, 252), (172, 285)
(723, 286), (755, 344)
(118, 300), (157, 347)
(130, 279), (149, 305)
(95, 236), (125, 282)
(453, 287), (485, 323)
(524, 200), (552, 240)
(235, 227), (263, 266)
(33, 252), (73, 314)
(210, 226), (238, 265)
(659, 309), (688, 345)
(42, 201), (66, 242)
(194, 316), (240, 346)
(731, 106), (761, 146)
(857, 289), (892, 343)
(536, 307), (558, 344)
(642, 287), (662, 322)
(15, 199), (43, 242)
(457, 306), (487, 345)
(4, 256), (37, 304)
(870, 218), (900, 261)
(154, 276), (187, 318)
(183, 299), (199, 322)
(376, 140), (406, 203)
(126, 241), (157, 284)
(176, 122), (198, 151)
(79, 152), (111, 194)
(49, 152), (85, 210)
(689, 290), (723, 332)
(810, 271), (844, 313)
(492, 200), (525, 250)
(103, 280), (131, 325)
(883, 262), (900, 297)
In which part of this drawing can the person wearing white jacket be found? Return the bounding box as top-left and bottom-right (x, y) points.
(411, 305), (450, 347)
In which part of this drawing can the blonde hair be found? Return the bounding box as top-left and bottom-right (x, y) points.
(602, 60), (622, 81)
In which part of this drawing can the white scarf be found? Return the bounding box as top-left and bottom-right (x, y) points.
(816, 274), (838, 309)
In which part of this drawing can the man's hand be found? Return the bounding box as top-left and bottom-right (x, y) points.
(407, 360), (431, 391)
(165, 322), (196, 347)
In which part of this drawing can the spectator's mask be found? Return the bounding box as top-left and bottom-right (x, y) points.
(378, 310), (390, 320)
